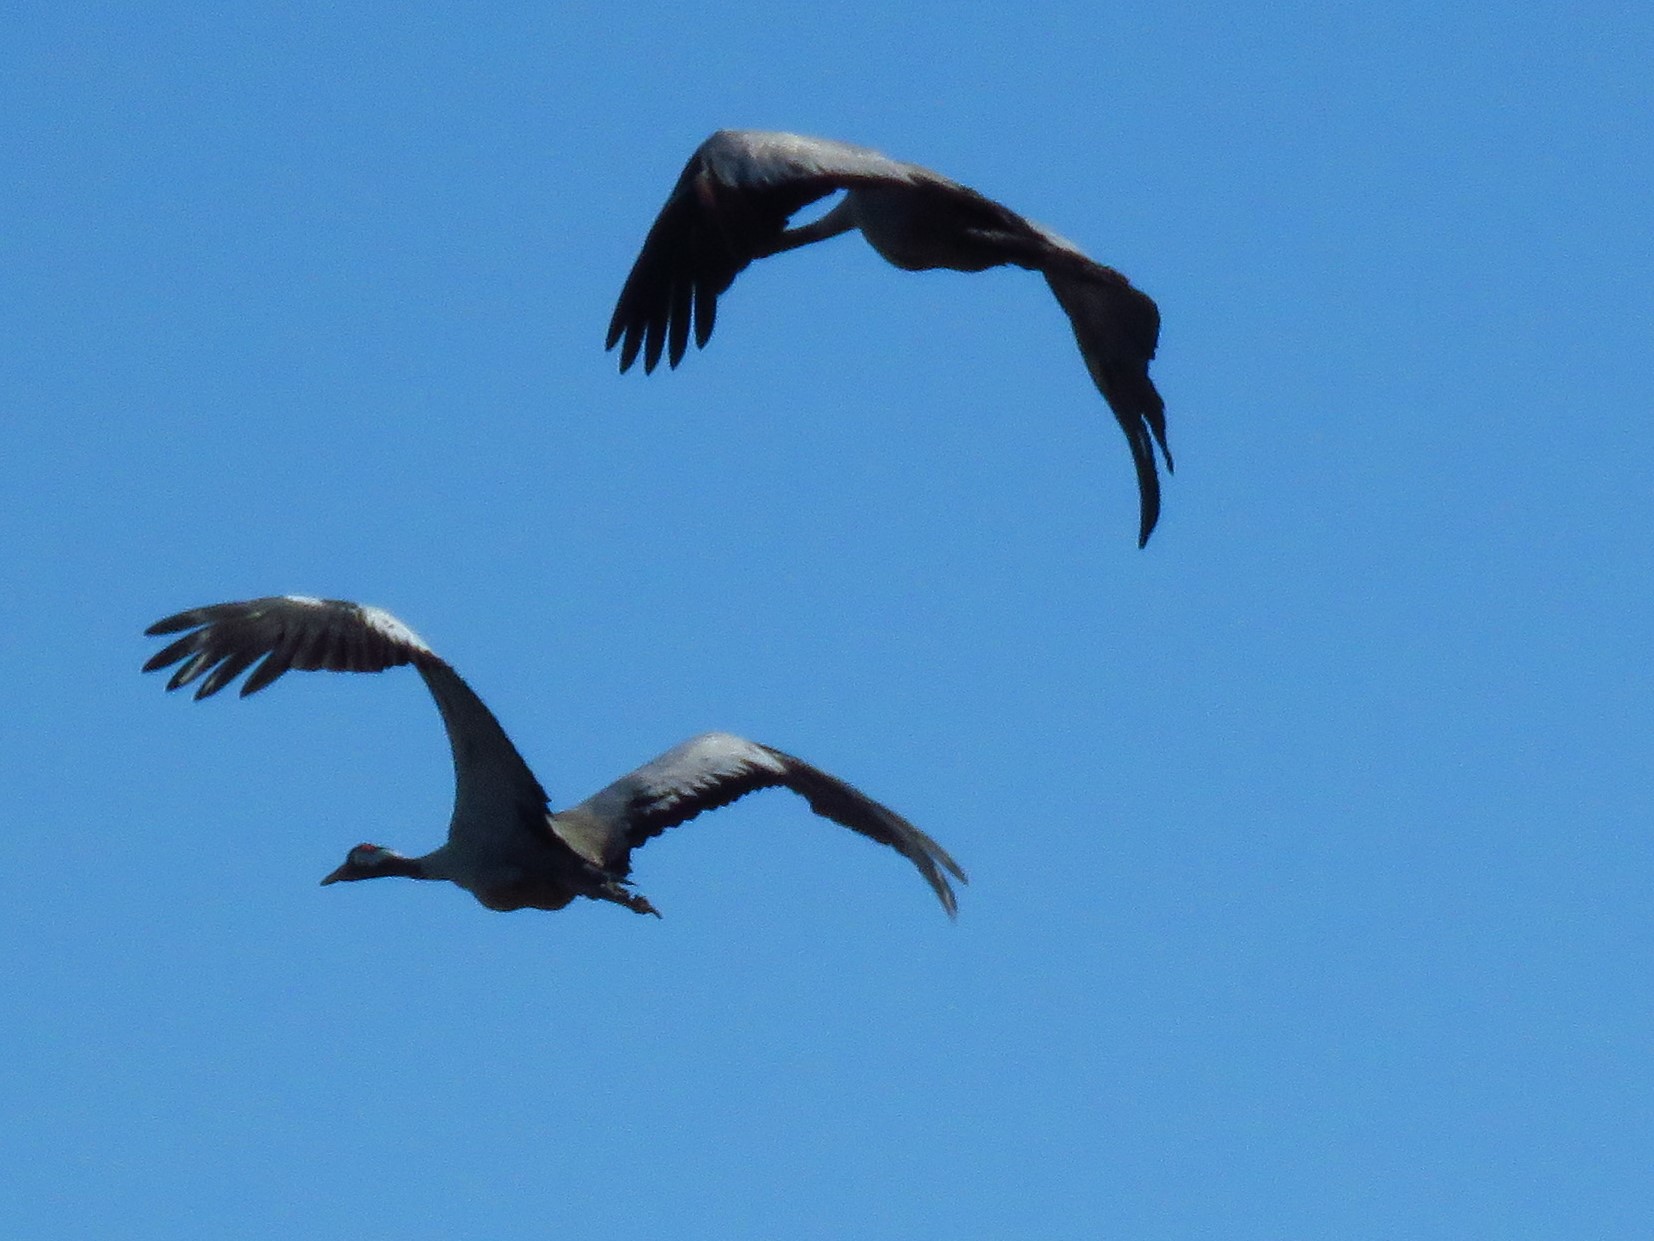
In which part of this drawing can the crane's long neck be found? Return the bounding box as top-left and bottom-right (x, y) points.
(369, 851), (431, 880)
(322, 846), (436, 887)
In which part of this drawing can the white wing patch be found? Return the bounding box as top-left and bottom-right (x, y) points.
(352, 603), (434, 655)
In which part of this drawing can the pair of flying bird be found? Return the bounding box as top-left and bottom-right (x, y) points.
(145, 131), (1169, 920)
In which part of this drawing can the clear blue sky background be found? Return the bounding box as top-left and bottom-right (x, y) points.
(2, 3), (1649, 1237)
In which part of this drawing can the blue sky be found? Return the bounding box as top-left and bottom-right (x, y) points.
(3, 2), (1650, 1237)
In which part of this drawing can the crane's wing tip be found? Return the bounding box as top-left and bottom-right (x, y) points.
(1138, 504), (1162, 548)
(929, 856), (966, 917)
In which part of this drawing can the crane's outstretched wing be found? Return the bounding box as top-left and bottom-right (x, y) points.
(144, 596), (436, 698)
(142, 596), (550, 821)
(606, 130), (922, 374)
(1044, 263), (1171, 547)
(557, 732), (965, 916)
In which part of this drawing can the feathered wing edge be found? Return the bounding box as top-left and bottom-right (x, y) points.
(606, 131), (912, 375)
(563, 733), (966, 916)
(762, 743), (966, 917)
(142, 596), (432, 699)
(604, 164), (737, 374)
(142, 595), (553, 818)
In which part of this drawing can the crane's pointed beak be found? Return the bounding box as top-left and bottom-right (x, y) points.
(319, 865), (348, 886)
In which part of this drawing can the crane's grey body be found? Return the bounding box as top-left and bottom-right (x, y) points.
(143, 596), (964, 918)
(607, 129), (1171, 546)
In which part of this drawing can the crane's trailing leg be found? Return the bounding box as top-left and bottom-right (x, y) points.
(759, 196), (860, 257)
(604, 882), (662, 918)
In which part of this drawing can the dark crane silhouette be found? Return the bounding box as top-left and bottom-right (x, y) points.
(608, 129), (1171, 546)
(143, 596), (965, 917)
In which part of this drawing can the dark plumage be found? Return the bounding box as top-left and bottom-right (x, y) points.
(608, 129), (1171, 546)
(143, 596), (964, 917)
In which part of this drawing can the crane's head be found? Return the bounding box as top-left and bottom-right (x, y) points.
(320, 843), (421, 885)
